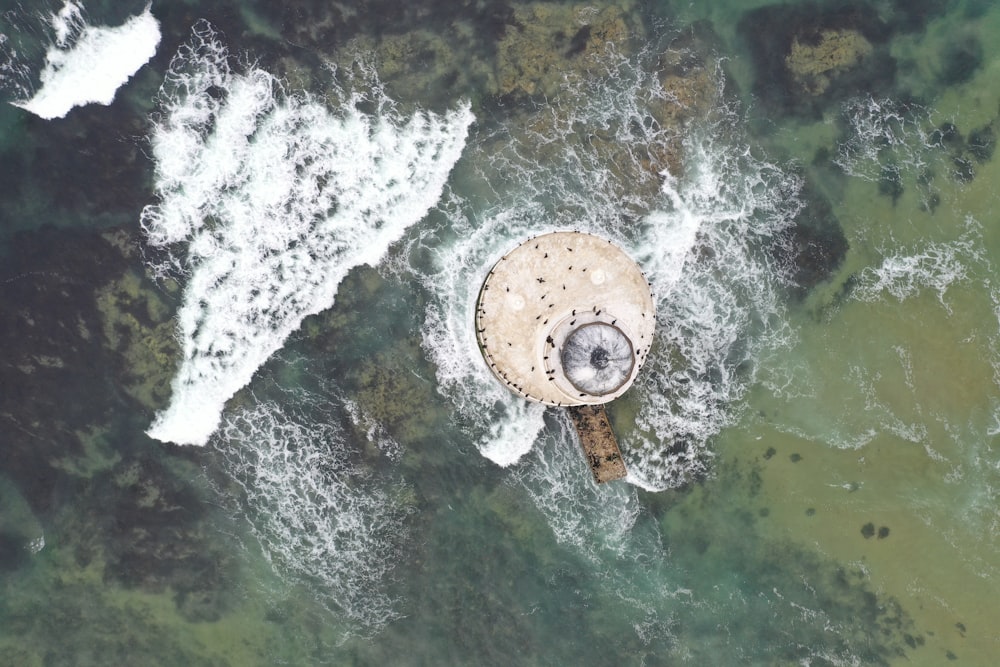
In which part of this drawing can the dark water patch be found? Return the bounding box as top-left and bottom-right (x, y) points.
(0, 530), (29, 571)
(737, 2), (896, 119)
(0, 129), (27, 221)
(1, 103), (154, 238)
(780, 181), (850, 298)
(566, 26), (592, 58)
(937, 35), (982, 85)
(878, 163), (904, 204)
(966, 124), (996, 162)
(254, 0), (516, 61)
(880, 0), (952, 32)
(0, 226), (126, 512)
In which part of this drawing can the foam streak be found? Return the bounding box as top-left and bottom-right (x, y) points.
(144, 24), (473, 445)
(218, 392), (412, 634)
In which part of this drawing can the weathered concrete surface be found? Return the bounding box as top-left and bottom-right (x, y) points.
(475, 231), (655, 406)
(566, 404), (627, 483)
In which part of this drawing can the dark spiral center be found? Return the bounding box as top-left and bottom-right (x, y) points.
(589, 346), (610, 370)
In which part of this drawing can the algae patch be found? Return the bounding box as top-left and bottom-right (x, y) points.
(786, 29), (873, 95)
(95, 264), (179, 412)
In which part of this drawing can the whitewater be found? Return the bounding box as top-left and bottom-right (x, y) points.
(142, 23), (473, 446)
(10, 1), (160, 119)
(417, 50), (802, 491)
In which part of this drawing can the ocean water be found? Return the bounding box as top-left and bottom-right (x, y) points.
(1, 0), (999, 665)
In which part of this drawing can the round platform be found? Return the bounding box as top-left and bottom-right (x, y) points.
(475, 231), (655, 406)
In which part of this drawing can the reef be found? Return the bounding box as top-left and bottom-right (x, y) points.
(346, 346), (441, 449)
(95, 230), (180, 413)
(0, 223), (239, 649)
(737, 2), (895, 118)
(337, 30), (496, 108)
(302, 266), (446, 453)
(784, 29), (874, 96)
(780, 181), (850, 297)
(494, 2), (640, 98)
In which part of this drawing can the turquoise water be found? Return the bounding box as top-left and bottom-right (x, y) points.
(1, 0), (999, 665)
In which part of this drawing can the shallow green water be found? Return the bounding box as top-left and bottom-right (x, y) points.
(1, 0), (999, 665)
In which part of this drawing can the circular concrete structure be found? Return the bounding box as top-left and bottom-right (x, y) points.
(475, 231), (655, 406)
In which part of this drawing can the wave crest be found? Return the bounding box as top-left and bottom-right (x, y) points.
(142, 22), (473, 445)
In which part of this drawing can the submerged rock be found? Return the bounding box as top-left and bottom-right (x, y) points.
(95, 232), (180, 413)
(0, 223), (237, 628)
(785, 29), (874, 96)
(966, 124), (996, 163)
(347, 348), (441, 448)
(494, 2), (641, 98)
(780, 182), (850, 297)
(738, 3), (894, 118)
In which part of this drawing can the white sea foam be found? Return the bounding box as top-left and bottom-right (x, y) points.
(834, 95), (982, 211)
(417, 203), (551, 466)
(625, 128), (801, 490)
(509, 412), (681, 648)
(142, 23), (473, 445)
(217, 391), (412, 634)
(12, 2), (160, 119)
(417, 46), (799, 489)
(990, 289), (1000, 392)
(834, 95), (934, 182)
(510, 412), (643, 561)
(853, 223), (985, 309)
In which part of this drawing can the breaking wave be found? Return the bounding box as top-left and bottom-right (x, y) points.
(142, 22), (473, 445)
(4, 1), (160, 119)
(510, 412), (644, 562)
(216, 388), (413, 636)
(625, 128), (800, 490)
(417, 44), (800, 490)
